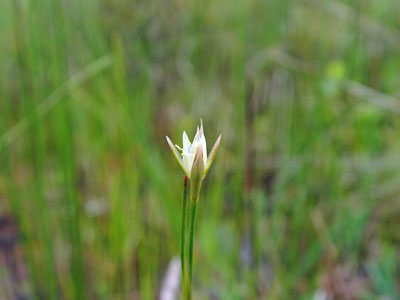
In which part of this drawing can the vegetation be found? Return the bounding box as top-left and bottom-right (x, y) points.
(1, 0), (400, 299)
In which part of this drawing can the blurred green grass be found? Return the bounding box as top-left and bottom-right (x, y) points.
(1, 0), (400, 299)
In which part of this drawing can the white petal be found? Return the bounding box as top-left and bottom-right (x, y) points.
(191, 129), (201, 153)
(183, 131), (191, 153)
(198, 119), (207, 163)
(200, 118), (204, 136)
(182, 153), (192, 176)
(200, 134), (207, 164)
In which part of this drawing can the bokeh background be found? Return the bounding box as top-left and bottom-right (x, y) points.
(1, 0), (400, 299)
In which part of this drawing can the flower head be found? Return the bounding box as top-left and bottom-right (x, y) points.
(166, 119), (221, 180)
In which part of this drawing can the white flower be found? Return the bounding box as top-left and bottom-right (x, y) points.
(166, 119), (221, 180)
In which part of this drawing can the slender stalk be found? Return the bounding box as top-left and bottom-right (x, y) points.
(187, 199), (198, 300)
(180, 176), (189, 298)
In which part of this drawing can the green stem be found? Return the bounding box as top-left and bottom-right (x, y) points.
(187, 199), (198, 300)
(180, 176), (188, 297)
